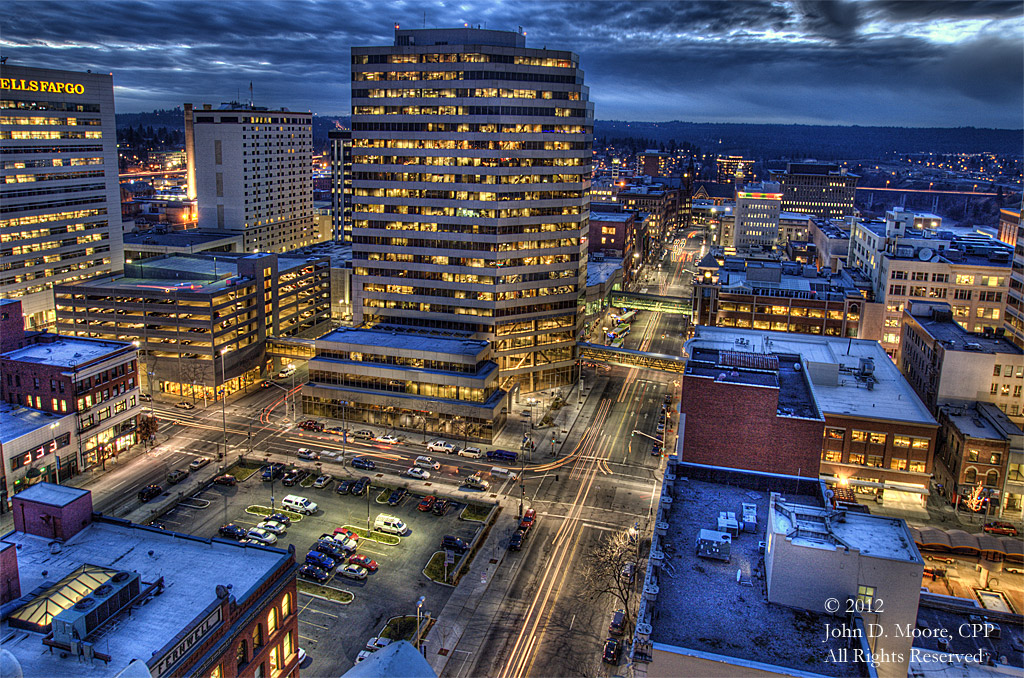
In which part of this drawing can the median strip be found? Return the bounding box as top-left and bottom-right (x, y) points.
(342, 524), (400, 545)
(245, 505), (304, 521)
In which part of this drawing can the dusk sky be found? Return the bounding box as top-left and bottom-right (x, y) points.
(2, 0), (1022, 128)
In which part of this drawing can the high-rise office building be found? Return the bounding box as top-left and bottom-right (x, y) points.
(328, 129), (353, 242)
(768, 162), (858, 220)
(184, 103), (316, 253)
(350, 27), (593, 392)
(1006, 206), (1024, 351)
(732, 181), (781, 249)
(715, 155), (753, 185)
(0, 65), (124, 330)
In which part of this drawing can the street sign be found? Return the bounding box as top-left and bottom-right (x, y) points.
(444, 550), (455, 565)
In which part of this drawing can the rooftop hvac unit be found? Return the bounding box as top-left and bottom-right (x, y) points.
(696, 529), (732, 562)
(858, 357), (875, 377)
(52, 570), (141, 646)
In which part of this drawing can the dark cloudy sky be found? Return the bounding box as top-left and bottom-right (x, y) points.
(2, 0), (1022, 128)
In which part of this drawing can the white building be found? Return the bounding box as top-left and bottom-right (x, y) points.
(0, 65), (124, 330)
(184, 103), (316, 254)
(733, 181), (781, 249)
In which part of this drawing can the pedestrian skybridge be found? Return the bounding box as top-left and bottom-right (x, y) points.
(609, 291), (691, 315)
(266, 337), (316, 359)
(579, 342), (687, 374)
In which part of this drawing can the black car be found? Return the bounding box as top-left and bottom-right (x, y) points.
(138, 484), (162, 502)
(351, 456), (375, 470)
(351, 477), (371, 496)
(261, 463), (286, 481)
(441, 535), (469, 553)
(387, 487), (407, 506)
(336, 478), (355, 495)
(219, 524), (248, 540)
(313, 539), (347, 560)
(602, 638), (621, 664)
(431, 498), (451, 516)
(281, 469), (305, 486)
(268, 512), (292, 526)
(299, 563), (330, 584)
(508, 529), (524, 551)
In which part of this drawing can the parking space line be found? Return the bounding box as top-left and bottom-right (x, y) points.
(298, 635), (319, 645)
(304, 608), (339, 619)
(299, 619), (329, 630)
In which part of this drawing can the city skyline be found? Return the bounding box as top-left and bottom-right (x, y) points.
(2, 0), (1022, 128)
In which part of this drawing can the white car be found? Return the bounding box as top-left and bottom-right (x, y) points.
(256, 520), (287, 535)
(355, 650), (374, 663)
(339, 564), (368, 580)
(403, 467), (431, 480)
(366, 637), (393, 652)
(458, 447), (484, 458)
(427, 440), (455, 454)
(297, 448), (320, 461)
(188, 457), (210, 471)
(246, 528), (278, 545)
(375, 434), (400, 444)
(312, 474), (333, 489)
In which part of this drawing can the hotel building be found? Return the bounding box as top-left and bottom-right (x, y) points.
(0, 65), (124, 330)
(350, 27), (592, 392)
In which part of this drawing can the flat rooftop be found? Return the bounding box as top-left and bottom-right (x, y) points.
(913, 601), (1024, 672)
(649, 474), (860, 676)
(911, 313), (1023, 355)
(687, 327), (937, 426)
(587, 259), (622, 287)
(12, 483), (89, 507)
(1, 519), (289, 678)
(123, 230), (240, 248)
(316, 327), (489, 358)
(2, 336), (132, 368)
(589, 211), (633, 222)
(0, 403), (73, 444)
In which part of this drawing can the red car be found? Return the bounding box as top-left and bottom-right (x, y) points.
(519, 508), (537, 532)
(333, 527), (360, 542)
(983, 522), (1018, 536)
(348, 554), (378, 572)
(213, 474), (237, 486)
(417, 495), (437, 512)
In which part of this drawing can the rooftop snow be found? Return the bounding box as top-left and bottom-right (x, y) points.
(3, 336), (132, 368)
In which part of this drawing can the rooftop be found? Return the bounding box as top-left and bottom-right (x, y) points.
(646, 471), (860, 676)
(123, 230), (241, 248)
(907, 304), (1023, 355)
(687, 327), (937, 426)
(588, 211), (633, 222)
(0, 403), (73, 444)
(913, 599), (1024, 672)
(9, 483), (89, 508)
(940, 402), (1024, 441)
(2, 518), (289, 678)
(2, 335), (133, 369)
(587, 259), (622, 287)
(316, 327), (489, 358)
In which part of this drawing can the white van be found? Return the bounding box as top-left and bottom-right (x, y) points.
(426, 440), (455, 454)
(458, 447), (484, 458)
(414, 455), (441, 470)
(489, 467), (517, 480)
(281, 494), (318, 515)
(374, 514), (407, 535)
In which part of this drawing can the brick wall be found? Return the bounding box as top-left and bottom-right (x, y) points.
(0, 543), (20, 604)
(681, 374), (823, 476)
(12, 490), (93, 541)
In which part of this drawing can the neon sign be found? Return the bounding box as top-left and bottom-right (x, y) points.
(0, 79), (85, 95)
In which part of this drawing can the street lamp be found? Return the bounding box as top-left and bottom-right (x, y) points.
(218, 348), (229, 461)
(415, 596), (426, 651)
(264, 455), (276, 510)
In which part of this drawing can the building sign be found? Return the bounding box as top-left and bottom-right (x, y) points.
(151, 605), (223, 677)
(0, 79), (85, 95)
(737, 192), (783, 200)
(9, 433), (72, 471)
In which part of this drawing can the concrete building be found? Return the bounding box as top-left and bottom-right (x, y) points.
(848, 210), (1014, 357)
(618, 183), (678, 255)
(997, 207), (1020, 248)
(639, 149), (670, 177)
(898, 300), (1023, 422)
(732, 182), (781, 250)
(122, 229), (243, 262)
(329, 129), (353, 242)
(184, 102), (317, 253)
(631, 463), (923, 678)
(287, 239), (353, 322)
(684, 327), (938, 506)
(715, 155), (754, 185)
(934, 401), (1023, 519)
(302, 327), (507, 443)
(53, 253), (330, 399)
(768, 162), (859, 220)
(809, 218), (852, 273)
(1005, 206), (1024, 351)
(1, 483), (300, 678)
(350, 27), (592, 392)
(0, 65), (125, 330)
(0, 403), (75, 511)
(588, 211), (638, 284)
(584, 257), (623, 338)
(692, 258), (884, 340)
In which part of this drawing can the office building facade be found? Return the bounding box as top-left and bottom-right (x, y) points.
(768, 162), (858, 220)
(184, 103), (316, 253)
(0, 65), (124, 330)
(350, 27), (593, 392)
(328, 129), (353, 242)
(715, 155), (753, 185)
(732, 182), (781, 249)
(1006, 207), (1024, 351)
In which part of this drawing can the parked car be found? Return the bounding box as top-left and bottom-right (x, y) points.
(365, 637), (392, 651)
(305, 551), (337, 571)
(268, 512), (292, 526)
(138, 485), (162, 502)
(353, 429), (375, 440)
(166, 469), (189, 484)
(351, 477), (371, 495)
(984, 522), (1019, 536)
(297, 448), (320, 461)
(321, 532), (357, 552)
(313, 539), (347, 560)
(298, 563), (330, 583)
(431, 498), (452, 516)
(298, 420), (324, 432)
(256, 520), (287, 535)
(403, 467), (431, 480)
(351, 456), (376, 470)
(519, 508), (537, 532)
(312, 474), (333, 489)
(387, 488), (408, 505)
(139, 393), (153, 402)
(336, 478), (354, 495)
(417, 495), (437, 512)
(375, 434), (400, 444)
(338, 564), (368, 580)
(282, 469), (305, 486)
(508, 529), (524, 551)
(188, 457), (211, 471)
(440, 535), (469, 553)
(463, 474), (490, 490)
(427, 440), (456, 454)
(414, 455), (441, 470)
(175, 401), (196, 410)
(608, 608), (626, 635)
(218, 523), (248, 540)
(213, 474), (237, 486)
(602, 638), (621, 664)
(620, 562), (636, 584)
(348, 554), (378, 572)
(333, 527), (360, 543)
(261, 463), (286, 481)
(246, 528), (278, 545)
(458, 447), (484, 458)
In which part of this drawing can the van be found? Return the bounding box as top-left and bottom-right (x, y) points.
(281, 495), (318, 515)
(374, 514), (406, 535)
(414, 455), (441, 470)
(489, 467), (518, 480)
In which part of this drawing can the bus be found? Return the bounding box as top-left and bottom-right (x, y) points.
(607, 324), (631, 340)
(610, 337), (624, 348)
(611, 310), (637, 325)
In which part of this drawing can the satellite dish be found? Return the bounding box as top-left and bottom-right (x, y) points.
(919, 248), (933, 261)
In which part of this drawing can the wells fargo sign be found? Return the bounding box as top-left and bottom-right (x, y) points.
(0, 78), (85, 94)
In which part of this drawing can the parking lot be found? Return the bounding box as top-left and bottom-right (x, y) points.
(154, 466), (487, 676)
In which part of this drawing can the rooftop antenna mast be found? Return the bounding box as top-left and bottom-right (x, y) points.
(249, 81), (254, 108)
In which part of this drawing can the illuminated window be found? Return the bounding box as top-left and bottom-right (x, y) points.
(267, 607), (278, 634)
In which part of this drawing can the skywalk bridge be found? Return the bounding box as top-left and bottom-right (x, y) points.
(609, 291), (691, 315)
(579, 342), (687, 374)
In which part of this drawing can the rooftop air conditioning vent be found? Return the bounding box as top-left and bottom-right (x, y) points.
(74, 597), (97, 611)
(112, 572), (130, 583)
(93, 584), (113, 598)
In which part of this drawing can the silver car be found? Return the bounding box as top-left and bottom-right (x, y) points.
(339, 564), (368, 580)
(246, 527), (278, 545)
(256, 520), (287, 535)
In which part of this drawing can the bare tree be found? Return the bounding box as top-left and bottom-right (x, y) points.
(579, 523), (650, 641)
(179, 360), (210, 403)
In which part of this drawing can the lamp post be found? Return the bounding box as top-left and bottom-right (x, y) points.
(415, 596), (426, 651)
(264, 455), (276, 510)
(218, 348), (229, 460)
